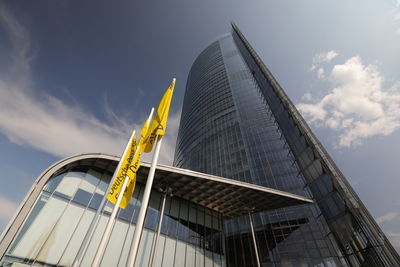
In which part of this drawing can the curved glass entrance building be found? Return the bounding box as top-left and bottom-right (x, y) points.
(0, 155), (225, 267)
(0, 153), (311, 267)
(174, 24), (400, 266)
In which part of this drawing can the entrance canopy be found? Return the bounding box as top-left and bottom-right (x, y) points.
(50, 154), (312, 219)
(137, 162), (313, 219)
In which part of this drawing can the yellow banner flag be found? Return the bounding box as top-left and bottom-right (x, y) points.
(114, 114), (150, 208)
(138, 116), (152, 152)
(143, 78), (175, 153)
(106, 79), (175, 208)
(119, 113), (153, 207)
(113, 110), (153, 208)
(119, 153), (141, 209)
(107, 134), (137, 206)
(120, 178), (137, 209)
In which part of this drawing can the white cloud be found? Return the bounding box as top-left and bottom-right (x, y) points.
(0, 85), (132, 158)
(0, 196), (18, 227)
(317, 68), (325, 79)
(0, 4), (179, 165)
(298, 55), (400, 147)
(310, 50), (338, 71)
(376, 212), (399, 224)
(395, 12), (400, 22)
(301, 92), (313, 101)
(314, 51), (338, 64)
(158, 110), (181, 165)
(0, 3), (32, 80)
(392, 0), (400, 33)
(387, 232), (400, 249)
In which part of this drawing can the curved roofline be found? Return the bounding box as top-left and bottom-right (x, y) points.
(0, 153), (120, 258)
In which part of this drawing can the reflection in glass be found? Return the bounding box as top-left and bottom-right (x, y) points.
(2, 168), (225, 267)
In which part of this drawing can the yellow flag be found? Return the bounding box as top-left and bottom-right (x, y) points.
(120, 153), (141, 208)
(138, 116), (152, 151)
(120, 178), (136, 209)
(106, 78), (175, 208)
(143, 79), (175, 153)
(107, 134), (137, 205)
(119, 115), (150, 208)
(128, 152), (141, 177)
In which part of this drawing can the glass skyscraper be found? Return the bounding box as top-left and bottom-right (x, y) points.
(174, 24), (400, 266)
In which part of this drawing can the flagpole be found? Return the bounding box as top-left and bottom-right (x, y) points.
(90, 108), (154, 267)
(127, 135), (163, 267)
(72, 130), (136, 267)
(91, 175), (130, 267)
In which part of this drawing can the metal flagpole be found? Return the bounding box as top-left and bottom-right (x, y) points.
(72, 130), (136, 267)
(127, 135), (163, 267)
(90, 108), (154, 267)
(248, 211), (261, 267)
(149, 189), (168, 267)
(91, 175), (130, 267)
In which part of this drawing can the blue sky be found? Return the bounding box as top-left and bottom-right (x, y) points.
(0, 0), (400, 252)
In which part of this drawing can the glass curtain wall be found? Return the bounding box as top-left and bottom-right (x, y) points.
(174, 35), (344, 266)
(231, 25), (400, 266)
(219, 35), (342, 266)
(1, 166), (225, 267)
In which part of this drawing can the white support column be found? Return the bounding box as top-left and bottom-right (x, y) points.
(221, 213), (227, 267)
(248, 211), (261, 267)
(72, 187), (108, 267)
(149, 190), (167, 267)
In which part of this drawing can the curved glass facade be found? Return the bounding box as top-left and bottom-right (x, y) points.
(174, 27), (400, 266)
(1, 160), (225, 267)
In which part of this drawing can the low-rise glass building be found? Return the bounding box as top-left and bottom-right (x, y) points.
(0, 154), (311, 267)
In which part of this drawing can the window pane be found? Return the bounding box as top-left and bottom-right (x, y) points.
(10, 195), (68, 261)
(55, 172), (85, 198)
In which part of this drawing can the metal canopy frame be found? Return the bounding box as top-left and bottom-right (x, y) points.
(137, 161), (313, 219)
